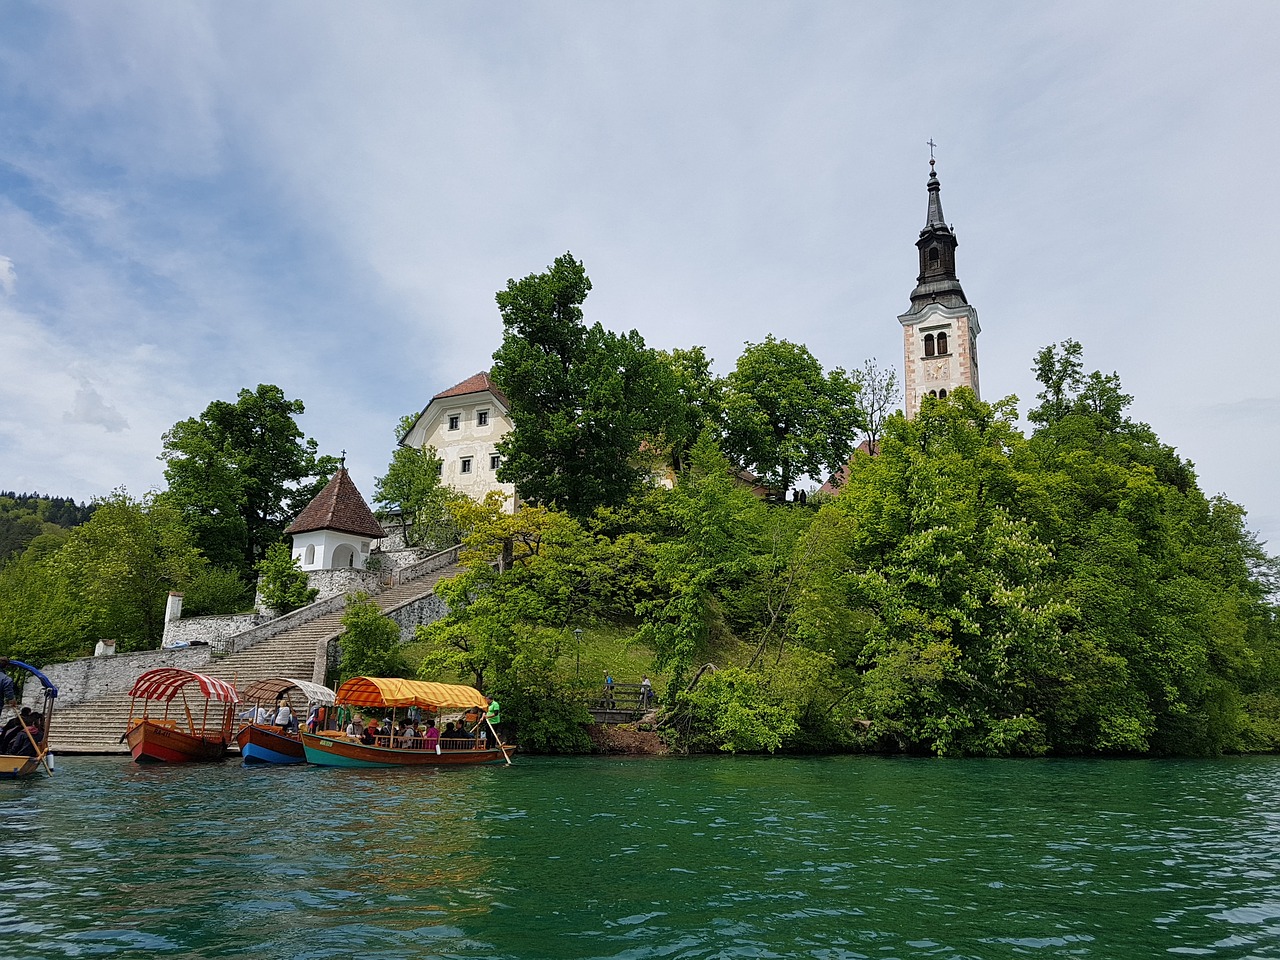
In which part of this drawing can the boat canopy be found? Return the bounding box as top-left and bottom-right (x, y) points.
(129, 668), (240, 704)
(241, 677), (335, 705)
(9, 660), (58, 699)
(336, 677), (490, 710)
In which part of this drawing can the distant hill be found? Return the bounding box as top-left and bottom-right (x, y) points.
(0, 491), (95, 564)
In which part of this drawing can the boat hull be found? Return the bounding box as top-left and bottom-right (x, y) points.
(236, 724), (306, 765)
(301, 731), (513, 768)
(0, 753), (46, 778)
(127, 719), (229, 763)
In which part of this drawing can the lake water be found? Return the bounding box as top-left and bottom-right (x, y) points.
(2, 754), (1279, 959)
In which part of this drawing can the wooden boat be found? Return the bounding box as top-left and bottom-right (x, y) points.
(124, 668), (239, 763)
(235, 677), (336, 765)
(301, 676), (514, 768)
(0, 660), (58, 779)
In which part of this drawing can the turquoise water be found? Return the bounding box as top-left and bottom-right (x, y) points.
(2, 755), (1279, 959)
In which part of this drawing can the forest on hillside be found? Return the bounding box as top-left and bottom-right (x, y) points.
(2, 254), (1277, 758)
(0, 492), (95, 565)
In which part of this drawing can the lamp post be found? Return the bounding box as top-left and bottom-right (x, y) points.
(573, 628), (582, 679)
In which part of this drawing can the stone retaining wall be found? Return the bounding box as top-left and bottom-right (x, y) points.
(384, 593), (450, 643)
(164, 613), (266, 649)
(306, 567), (382, 603)
(28, 646), (213, 710)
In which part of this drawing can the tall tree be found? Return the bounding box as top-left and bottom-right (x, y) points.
(721, 336), (864, 493)
(50, 489), (210, 653)
(374, 414), (463, 549)
(490, 253), (677, 517)
(160, 384), (337, 576)
(857, 358), (899, 455)
(653, 346), (725, 475)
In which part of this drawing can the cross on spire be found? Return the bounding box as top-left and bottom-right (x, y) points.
(340, 449), (347, 467)
(927, 138), (937, 161)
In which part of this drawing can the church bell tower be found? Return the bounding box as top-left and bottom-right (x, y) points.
(898, 157), (981, 418)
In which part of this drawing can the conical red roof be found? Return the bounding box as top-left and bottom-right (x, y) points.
(285, 468), (385, 539)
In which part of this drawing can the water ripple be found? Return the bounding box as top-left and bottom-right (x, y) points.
(2, 756), (1280, 958)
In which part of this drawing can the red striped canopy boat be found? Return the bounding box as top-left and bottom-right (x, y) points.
(124, 668), (239, 763)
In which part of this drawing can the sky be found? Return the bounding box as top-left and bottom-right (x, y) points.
(1, 2), (1278, 550)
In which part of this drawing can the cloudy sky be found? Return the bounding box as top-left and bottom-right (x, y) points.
(2, 2), (1277, 549)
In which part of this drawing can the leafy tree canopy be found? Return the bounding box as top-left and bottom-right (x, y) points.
(721, 335), (865, 494)
(491, 253), (680, 517)
(255, 541), (318, 614)
(160, 384), (338, 577)
(374, 415), (463, 550)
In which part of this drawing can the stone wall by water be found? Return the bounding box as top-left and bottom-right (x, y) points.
(28, 646), (213, 710)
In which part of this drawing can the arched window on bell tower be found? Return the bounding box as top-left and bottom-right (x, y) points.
(924, 333), (936, 357)
(937, 331), (948, 354)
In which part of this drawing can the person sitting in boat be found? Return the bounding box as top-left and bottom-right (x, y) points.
(423, 720), (440, 752)
(454, 722), (473, 747)
(361, 719), (379, 745)
(1, 706), (33, 740)
(274, 697), (295, 732)
(4, 714), (40, 755)
(345, 714), (364, 738)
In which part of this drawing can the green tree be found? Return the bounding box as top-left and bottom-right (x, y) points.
(375, 415), (462, 549)
(0, 552), (90, 665)
(792, 392), (1076, 756)
(339, 592), (410, 680)
(721, 336), (864, 494)
(491, 252), (678, 517)
(254, 542), (318, 614)
(160, 384), (338, 576)
(653, 346), (725, 474)
(51, 489), (210, 652)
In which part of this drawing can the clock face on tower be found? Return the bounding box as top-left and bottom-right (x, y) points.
(924, 359), (950, 381)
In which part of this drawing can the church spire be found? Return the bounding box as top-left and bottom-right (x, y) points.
(905, 155), (967, 314)
(925, 158), (947, 228)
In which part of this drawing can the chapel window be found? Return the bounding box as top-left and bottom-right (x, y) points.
(939, 389), (948, 399)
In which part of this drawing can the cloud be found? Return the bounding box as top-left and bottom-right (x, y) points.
(64, 376), (128, 433)
(0, 256), (14, 295)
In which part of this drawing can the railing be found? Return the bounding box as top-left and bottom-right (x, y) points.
(211, 545), (463, 657)
(586, 682), (656, 719)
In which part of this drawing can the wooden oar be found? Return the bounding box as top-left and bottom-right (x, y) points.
(484, 717), (511, 765)
(19, 722), (53, 777)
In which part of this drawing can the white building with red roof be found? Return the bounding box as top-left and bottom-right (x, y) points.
(400, 372), (518, 513)
(285, 467), (386, 571)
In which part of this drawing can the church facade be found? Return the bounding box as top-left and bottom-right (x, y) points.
(898, 159), (981, 419)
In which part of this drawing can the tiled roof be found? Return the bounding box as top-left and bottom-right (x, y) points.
(285, 469), (386, 539)
(432, 371), (509, 409)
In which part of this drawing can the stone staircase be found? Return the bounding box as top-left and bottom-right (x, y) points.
(49, 563), (463, 755)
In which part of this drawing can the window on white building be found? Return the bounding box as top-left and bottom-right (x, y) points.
(490, 454), (500, 470)
(477, 409), (489, 426)
(448, 414), (460, 431)
(460, 457), (473, 474)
